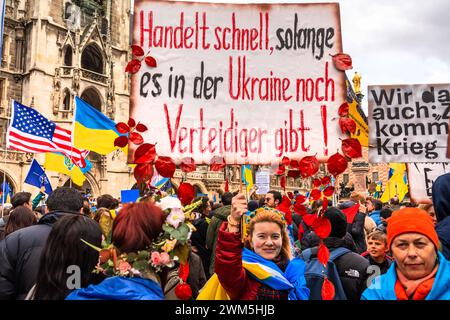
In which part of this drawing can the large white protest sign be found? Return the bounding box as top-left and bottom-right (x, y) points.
(368, 84), (450, 163)
(128, 0), (346, 165)
(407, 162), (450, 204)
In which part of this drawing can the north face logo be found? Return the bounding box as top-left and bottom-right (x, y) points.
(345, 269), (360, 278)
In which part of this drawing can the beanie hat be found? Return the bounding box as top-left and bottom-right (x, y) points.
(324, 207), (347, 238)
(387, 207), (439, 249)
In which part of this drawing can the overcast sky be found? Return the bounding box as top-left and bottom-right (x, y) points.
(134, 0), (450, 113)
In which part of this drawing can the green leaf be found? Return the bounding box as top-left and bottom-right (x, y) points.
(163, 224), (175, 233)
(137, 250), (149, 260)
(133, 260), (148, 271)
(127, 252), (137, 263)
(170, 224), (190, 242)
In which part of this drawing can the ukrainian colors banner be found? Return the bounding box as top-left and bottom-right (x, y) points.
(129, 0), (346, 165)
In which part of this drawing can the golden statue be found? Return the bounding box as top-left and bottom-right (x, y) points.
(352, 72), (362, 94)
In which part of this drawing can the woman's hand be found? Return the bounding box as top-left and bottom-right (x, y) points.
(227, 193), (247, 233)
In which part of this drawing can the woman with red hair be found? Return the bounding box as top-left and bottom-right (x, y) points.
(66, 202), (166, 300)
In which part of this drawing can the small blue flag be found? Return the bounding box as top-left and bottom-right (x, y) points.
(24, 159), (53, 194)
(1, 181), (12, 203)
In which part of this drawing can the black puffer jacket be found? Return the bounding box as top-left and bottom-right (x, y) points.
(324, 237), (370, 300)
(0, 211), (80, 300)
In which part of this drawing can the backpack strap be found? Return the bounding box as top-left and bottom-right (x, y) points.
(329, 247), (351, 262)
(301, 247), (319, 263)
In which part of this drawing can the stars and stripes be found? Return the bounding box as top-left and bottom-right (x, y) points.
(6, 101), (88, 168)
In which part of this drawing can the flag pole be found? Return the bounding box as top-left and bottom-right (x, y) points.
(2, 99), (13, 217)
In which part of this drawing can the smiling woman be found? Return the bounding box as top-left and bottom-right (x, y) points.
(204, 193), (309, 300)
(362, 208), (450, 300)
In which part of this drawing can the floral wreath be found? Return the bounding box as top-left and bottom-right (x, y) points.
(82, 196), (203, 300)
(241, 206), (287, 241)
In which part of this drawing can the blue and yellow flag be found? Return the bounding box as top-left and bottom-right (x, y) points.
(44, 152), (92, 186)
(242, 165), (254, 192)
(345, 75), (369, 147)
(197, 248), (309, 300)
(380, 163), (409, 203)
(73, 97), (125, 155)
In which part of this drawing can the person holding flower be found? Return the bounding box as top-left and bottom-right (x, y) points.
(205, 193), (310, 300)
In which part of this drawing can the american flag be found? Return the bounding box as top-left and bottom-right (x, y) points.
(6, 101), (88, 168)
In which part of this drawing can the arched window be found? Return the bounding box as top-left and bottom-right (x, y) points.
(64, 46), (73, 66)
(62, 89), (71, 119)
(80, 88), (102, 111)
(81, 43), (103, 74)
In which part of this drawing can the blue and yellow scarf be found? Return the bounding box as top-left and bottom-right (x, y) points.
(198, 248), (309, 300)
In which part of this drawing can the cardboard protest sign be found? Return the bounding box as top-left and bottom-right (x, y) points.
(129, 0), (346, 165)
(407, 163), (450, 204)
(368, 84), (450, 163)
(255, 168), (270, 195)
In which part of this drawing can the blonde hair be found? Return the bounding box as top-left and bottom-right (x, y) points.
(244, 209), (292, 260)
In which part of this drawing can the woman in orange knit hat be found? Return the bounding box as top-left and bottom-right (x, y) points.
(362, 207), (450, 300)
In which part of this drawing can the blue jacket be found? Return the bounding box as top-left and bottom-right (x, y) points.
(362, 252), (450, 300)
(66, 276), (164, 300)
(368, 210), (382, 226)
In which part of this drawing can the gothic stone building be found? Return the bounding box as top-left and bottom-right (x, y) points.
(0, 0), (133, 197)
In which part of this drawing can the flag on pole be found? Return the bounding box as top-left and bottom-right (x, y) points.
(1, 180), (12, 203)
(6, 101), (88, 168)
(24, 159), (53, 194)
(380, 163), (409, 203)
(242, 165), (254, 192)
(345, 75), (369, 147)
(73, 97), (125, 155)
(44, 152), (92, 186)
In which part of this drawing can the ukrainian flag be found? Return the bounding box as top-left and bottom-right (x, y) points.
(44, 152), (92, 186)
(345, 75), (369, 147)
(73, 97), (125, 155)
(380, 163), (409, 203)
(242, 165), (254, 192)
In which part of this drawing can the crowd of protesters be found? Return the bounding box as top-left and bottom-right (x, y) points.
(0, 172), (449, 300)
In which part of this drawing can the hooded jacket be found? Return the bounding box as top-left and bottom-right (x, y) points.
(362, 252), (450, 300)
(205, 205), (231, 275)
(432, 173), (450, 260)
(0, 211), (80, 300)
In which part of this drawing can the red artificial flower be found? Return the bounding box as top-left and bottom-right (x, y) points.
(313, 217), (332, 239)
(298, 156), (319, 178)
(287, 170), (300, 178)
(322, 197), (329, 211)
(129, 132), (144, 145)
(274, 165), (286, 175)
(327, 153), (348, 177)
(313, 178), (322, 188)
(209, 156), (226, 171)
(303, 214), (318, 227)
(293, 203), (307, 216)
(127, 118), (136, 128)
(175, 283), (192, 300)
(136, 123), (148, 133)
(134, 163), (154, 184)
(178, 183), (195, 206)
(116, 122), (130, 134)
(145, 56), (157, 68)
(280, 176), (286, 190)
(318, 241), (330, 266)
(114, 136), (128, 148)
(338, 102), (349, 117)
(310, 189), (322, 201)
(321, 176), (331, 186)
(342, 138), (362, 159)
(155, 156), (176, 178)
(281, 156), (290, 166)
(323, 186), (335, 197)
(180, 157), (196, 173)
(322, 278), (336, 300)
(295, 195), (306, 204)
(131, 45), (144, 57)
(134, 143), (157, 164)
(331, 53), (353, 71)
(125, 59), (141, 74)
(290, 159), (299, 169)
(339, 118), (356, 135)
